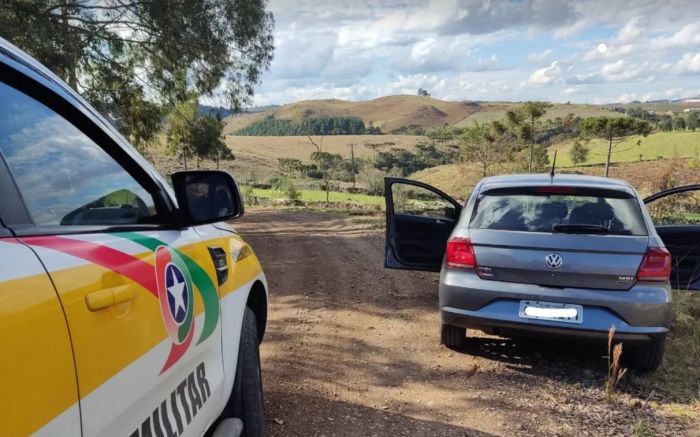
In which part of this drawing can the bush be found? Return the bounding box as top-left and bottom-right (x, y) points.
(284, 180), (301, 201)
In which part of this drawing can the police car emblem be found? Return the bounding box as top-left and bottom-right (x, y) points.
(165, 263), (189, 325)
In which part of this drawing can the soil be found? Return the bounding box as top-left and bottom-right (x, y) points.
(234, 209), (696, 437)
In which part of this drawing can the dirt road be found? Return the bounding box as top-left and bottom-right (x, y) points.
(235, 209), (693, 437)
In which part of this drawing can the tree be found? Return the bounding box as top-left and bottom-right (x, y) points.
(461, 121), (516, 177)
(673, 116), (687, 131)
(417, 88), (430, 97)
(569, 140), (590, 165)
(307, 136), (341, 205)
(1, 1), (274, 151)
(166, 101), (231, 169)
(580, 117), (652, 177)
(659, 117), (673, 132)
(521, 101), (553, 173)
(688, 112), (699, 131)
(190, 113), (231, 169)
(278, 158), (304, 177)
(166, 101), (198, 170)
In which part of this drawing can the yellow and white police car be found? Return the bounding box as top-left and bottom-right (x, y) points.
(0, 38), (269, 436)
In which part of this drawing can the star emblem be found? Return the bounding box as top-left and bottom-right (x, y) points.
(166, 264), (188, 323)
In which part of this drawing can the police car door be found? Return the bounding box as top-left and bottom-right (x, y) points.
(0, 77), (224, 436)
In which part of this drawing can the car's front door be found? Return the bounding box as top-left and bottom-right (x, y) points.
(645, 185), (700, 290)
(0, 78), (225, 436)
(384, 177), (462, 272)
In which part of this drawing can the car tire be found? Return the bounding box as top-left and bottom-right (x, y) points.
(441, 324), (466, 349)
(224, 307), (268, 437)
(623, 338), (666, 372)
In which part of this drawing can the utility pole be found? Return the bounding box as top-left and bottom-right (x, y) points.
(348, 143), (356, 190)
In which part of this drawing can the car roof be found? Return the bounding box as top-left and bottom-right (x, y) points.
(479, 173), (635, 192)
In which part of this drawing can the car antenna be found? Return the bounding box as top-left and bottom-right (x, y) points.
(550, 150), (557, 178)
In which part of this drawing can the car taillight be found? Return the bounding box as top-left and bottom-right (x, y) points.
(446, 237), (477, 269)
(637, 247), (671, 281)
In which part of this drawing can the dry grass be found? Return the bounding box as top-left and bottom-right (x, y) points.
(410, 157), (700, 201)
(605, 325), (628, 396)
(226, 134), (423, 163)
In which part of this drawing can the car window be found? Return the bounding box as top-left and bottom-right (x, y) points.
(470, 188), (647, 235)
(0, 81), (158, 226)
(392, 183), (456, 219)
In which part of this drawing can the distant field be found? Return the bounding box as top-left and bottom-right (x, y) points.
(455, 103), (623, 127)
(549, 131), (700, 167)
(244, 186), (384, 206)
(227, 134), (424, 163)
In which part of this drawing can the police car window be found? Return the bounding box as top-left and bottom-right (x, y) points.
(0, 82), (157, 226)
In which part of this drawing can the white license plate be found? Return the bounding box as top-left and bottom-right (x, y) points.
(518, 300), (583, 324)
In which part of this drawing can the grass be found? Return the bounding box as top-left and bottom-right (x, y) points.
(243, 185), (385, 207)
(549, 131), (700, 167)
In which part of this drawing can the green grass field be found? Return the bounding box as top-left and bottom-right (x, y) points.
(549, 131), (700, 167)
(243, 186), (385, 206)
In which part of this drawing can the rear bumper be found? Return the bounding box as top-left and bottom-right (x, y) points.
(439, 268), (672, 341)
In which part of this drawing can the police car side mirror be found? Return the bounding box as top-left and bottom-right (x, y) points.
(171, 170), (244, 226)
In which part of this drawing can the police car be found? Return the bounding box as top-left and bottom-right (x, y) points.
(0, 38), (269, 436)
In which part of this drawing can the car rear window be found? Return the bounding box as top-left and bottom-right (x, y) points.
(469, 187), (648, 236)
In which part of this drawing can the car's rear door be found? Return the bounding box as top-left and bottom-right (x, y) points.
(0, 74), (225, 436)
(384, 177), (462, 272)
(645, 185), (700, 290)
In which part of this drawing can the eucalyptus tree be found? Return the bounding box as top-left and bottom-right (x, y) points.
(0, 0), (274, 151)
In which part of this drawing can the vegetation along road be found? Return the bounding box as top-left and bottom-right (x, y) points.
(236, 209), (698, 437)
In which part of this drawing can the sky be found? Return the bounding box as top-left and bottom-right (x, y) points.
(251, 0), (700, 106)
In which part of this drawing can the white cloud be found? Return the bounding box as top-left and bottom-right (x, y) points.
(250, 0), (700, 105)
(527, 49), (553, 63)
(651, 23), (700, 50)
(526, 61), (566, 85)
(677, 52), (700, 74)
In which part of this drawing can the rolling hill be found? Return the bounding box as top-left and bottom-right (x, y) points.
(225, 95), (481, 134)
(225, 96), (627, 135)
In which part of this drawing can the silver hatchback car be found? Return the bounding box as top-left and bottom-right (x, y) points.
(384, 174), (680, 372)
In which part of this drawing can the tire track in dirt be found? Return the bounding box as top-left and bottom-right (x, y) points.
(234, 209), (692, 437)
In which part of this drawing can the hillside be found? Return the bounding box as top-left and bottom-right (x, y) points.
(226, 97), (626, 135)
(225, 95), (482, 134)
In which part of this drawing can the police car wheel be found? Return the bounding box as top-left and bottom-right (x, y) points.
(226, 307), (268, 436)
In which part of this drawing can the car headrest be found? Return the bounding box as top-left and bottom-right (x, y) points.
(569, 202), (614, 224)
(539, 202), (568, 220)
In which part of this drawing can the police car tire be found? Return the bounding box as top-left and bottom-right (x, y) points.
(227, 307), (268, 436)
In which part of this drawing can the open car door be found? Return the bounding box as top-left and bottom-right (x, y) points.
(385, 177), (462, 272)
(645, 184), (700, 291)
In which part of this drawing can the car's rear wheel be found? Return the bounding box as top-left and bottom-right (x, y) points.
(441, 324), (466, 349)
(623, 338), (666, 372)
(224, 307), (268, 436)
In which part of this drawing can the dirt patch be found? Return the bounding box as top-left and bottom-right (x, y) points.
(235, 209), (696, 436)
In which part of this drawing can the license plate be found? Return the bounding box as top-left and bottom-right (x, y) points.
(518, 300), (583, 324)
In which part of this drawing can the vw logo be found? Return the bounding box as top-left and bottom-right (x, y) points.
(545, 253), (563, 269)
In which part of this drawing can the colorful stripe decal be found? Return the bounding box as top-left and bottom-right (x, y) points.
(20, 236), (158, 296)
(20, 233), (221, 373)
(115, 232), (220, 346)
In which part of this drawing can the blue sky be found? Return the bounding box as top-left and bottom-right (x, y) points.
(252, 0), (700, 105)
